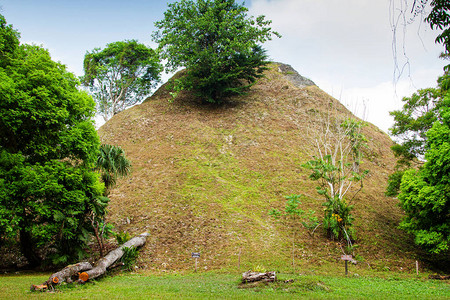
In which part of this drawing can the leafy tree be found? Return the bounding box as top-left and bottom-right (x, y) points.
(303, 115), (368, 246)
(424, 0), (450, 56)
(0, 14), (19, 67)
(0, 15), (106, 266)
(389, 1), (450, 258)
(82, 40), (162, 121)
(389, 87), (442, 161)
(388, 1), (450, 196)
(386, 73), (449, 196)
(153, 0), (280, 103)
(398, 95), (450, 254)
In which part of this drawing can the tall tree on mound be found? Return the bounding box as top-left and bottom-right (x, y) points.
(152, 0), (280, 103)
(0, 14), (106, 266)
(82, 40), (162, 121)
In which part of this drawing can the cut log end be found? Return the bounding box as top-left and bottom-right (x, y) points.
(78, 272), (89, 282)
(30, 284), (48, 292)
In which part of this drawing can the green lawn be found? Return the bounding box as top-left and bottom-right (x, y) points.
(0, 272), (448, 299)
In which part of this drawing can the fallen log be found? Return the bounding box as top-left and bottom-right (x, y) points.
(46, 262), (93, 285)
(30, 232), (149, 291)
(79, 232), (149, 283)
(30, 262), (93, 291)
(242, 271), (276, 283)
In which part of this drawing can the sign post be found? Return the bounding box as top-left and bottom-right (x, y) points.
(191, 252), (200, 272)
(341, 255), (352, 275)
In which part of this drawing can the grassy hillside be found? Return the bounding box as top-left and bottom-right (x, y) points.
(98, 63), (419, 273)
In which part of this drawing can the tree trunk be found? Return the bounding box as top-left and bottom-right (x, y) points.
(242, 271), (276, 283)
(46, 262), (93, 286)
(79, 232), (149, 282)
(30, 232), (149, 291)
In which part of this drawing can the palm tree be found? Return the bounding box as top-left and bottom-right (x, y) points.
(92, 144), (131, 256)
(96, 144), (131, 196)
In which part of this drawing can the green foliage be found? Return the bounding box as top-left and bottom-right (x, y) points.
(120, 246), (139, 271)
(96, 144), (132, 196)
(322, 196), (355, 242)
(389, 87), (443, 163)
(424, 0), (450, 56)
(270, 194), (306, 223)
(269, 194), (308, 266)
(0, 14), (19, 67)
(341, 118), (368, 172)
(0, 15), (105, 266)
(115, 231), (131, 245)
(397, 95), (450, 255)
(388, 2), (450, 252)
(153, 0), (280, 103)
(409, 1), (449, 60)
(91, 143), (130, 256)
(303, 117), (368, 242)
(279, 194), (321, 237)
(385, 170), (405, 197)
(284, 194), (304, 217)
(387, 73), (449, 196)
(301, 209), (320, 236)
(252, 264), (266, 273)
(82, 40), (162, 121)
(268, 208), (282, 219)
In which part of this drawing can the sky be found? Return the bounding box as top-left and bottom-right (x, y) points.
(0, 0), (447, 133)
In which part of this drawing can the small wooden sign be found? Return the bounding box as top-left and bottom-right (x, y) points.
(341, 255), (352, 275)
(192, 252), (200, 272)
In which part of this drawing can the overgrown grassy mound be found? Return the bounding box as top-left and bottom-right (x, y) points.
(98, 63), (418, 273)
